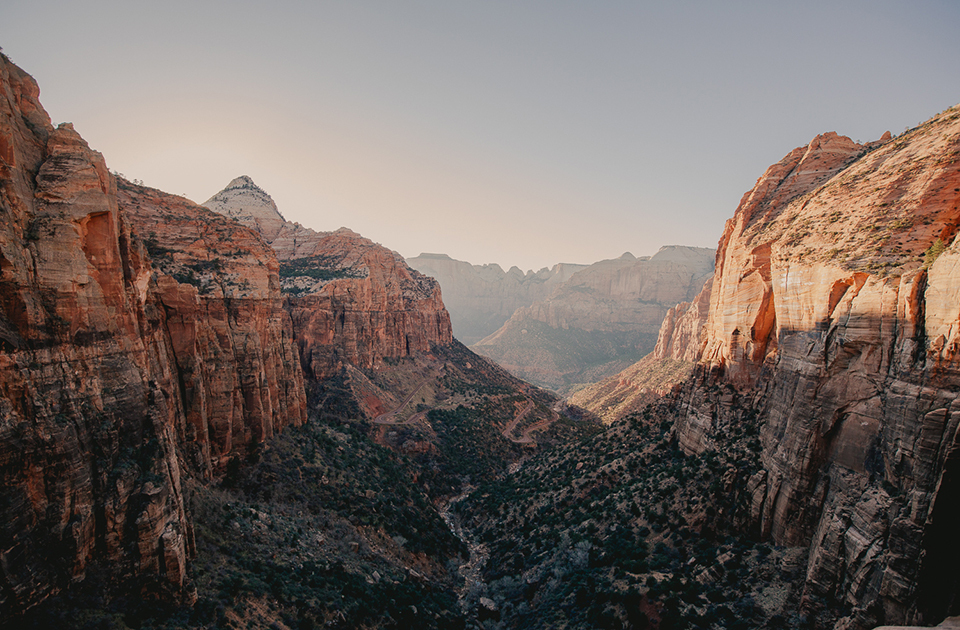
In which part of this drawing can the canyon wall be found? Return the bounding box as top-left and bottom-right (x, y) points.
(0, 56), (196, 612)
(0, 56), (452, 616)
(406, 252), (587, 344)
(668, 112), (960, 628)
(568, 280), (712, 423)
(473, 246), (714, 393)
(116, 180), (307, 473)
(204, 177), (453, 380)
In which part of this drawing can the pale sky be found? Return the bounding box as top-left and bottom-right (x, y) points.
(2, 1), (959, 271)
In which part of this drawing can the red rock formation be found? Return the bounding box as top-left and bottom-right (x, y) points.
(204, 177), (453, 380)
(0, 55), (192, 611)
(117, 181), (307, 473)
(670, 108), (960, 628)
(285, 235), (454, 379)
(0, 55), (452, 619)
(0, 55), (306, 615)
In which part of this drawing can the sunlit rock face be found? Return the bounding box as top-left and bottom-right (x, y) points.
(0, 55), (195, 611)
(118, 181), (307, 474)
(0, 55), (454, 616)
(471, 246), (715, 393)
(406, 253), (588, 344)
(204, 178), (453, 380)
(669, 109), (960, 628)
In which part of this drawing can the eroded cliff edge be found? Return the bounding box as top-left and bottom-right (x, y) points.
(0, 54), (453, 616)
(203, 176), (453, 381)
(0, 52), (312, 613)
(667, 112), (960, 627)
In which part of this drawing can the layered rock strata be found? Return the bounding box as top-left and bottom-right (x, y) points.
(204, 177), (452, 379)
(669, 111), (960, 628)
(473, 246), (715, 392)
(406, 252), (587, 344)
(0, 56), (195, 611)
(117, 180), (307, 473)
(1, 55), (450, 616)
(568, 280), (712, 422)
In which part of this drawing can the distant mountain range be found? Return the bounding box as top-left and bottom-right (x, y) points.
(411, 246), (715, 393)
(406, 253), (588, 344)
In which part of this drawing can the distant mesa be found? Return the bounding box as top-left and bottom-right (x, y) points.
(410, 246), (715, 392)
(407, 252), (589, 345)
(468, 245), (715, 393)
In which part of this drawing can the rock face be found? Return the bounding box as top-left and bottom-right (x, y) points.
(472, 246), (715, 393)
(0, 55), (451, 616)
(568, 280), (712, 423)
(117, 180), (307, 473)
(204, 178), (453, 379)
(406, 253), (587, 344)
(0, 55), (196, 611)
(668, 109), (960, 628)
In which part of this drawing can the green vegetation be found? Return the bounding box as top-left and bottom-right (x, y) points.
(279, 254), (364, 281)
(17, 407), (469, 630)
(142, 237), (176, 260)
(454, 394), (803, 629)
(924, 238), (947, 269)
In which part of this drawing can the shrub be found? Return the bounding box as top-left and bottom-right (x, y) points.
(924, 238), (947, 269)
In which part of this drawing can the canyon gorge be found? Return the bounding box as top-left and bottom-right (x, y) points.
(2, 50), (960, 630)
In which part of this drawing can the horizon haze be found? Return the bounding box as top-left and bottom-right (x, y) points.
(2, 1), (958, 270)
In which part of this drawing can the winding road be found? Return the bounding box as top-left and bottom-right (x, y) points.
(501, 399), (559, 444)
(373, 378), (431, 425)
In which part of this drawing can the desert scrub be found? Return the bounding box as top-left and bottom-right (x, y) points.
(923, 238), (947, 269)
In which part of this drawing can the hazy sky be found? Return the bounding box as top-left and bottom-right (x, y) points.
(2, 2), (959, 271)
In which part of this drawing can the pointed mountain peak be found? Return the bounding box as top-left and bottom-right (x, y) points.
(226, 175), (262, 190)
(203, 176), (287, 242)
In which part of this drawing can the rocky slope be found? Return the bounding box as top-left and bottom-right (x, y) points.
(452, 108), (960, 630)
(204, 177), (453, 379)
(406, 253), (587, 344)
(667, 111), (960, 628)
(472, 246), (715, 393)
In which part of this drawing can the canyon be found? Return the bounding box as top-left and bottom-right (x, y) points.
(471, 246), (715, 394)
(668, 114), (960, 628)
(0, 52), (471, 624)
(406, 253), (588, 345)
(467, 108), (960, 629)
(2, 49), (960, 630)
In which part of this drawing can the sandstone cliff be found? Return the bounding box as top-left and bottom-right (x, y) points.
(568, 279), (712, 423)
(472, 246), (715, 393)
(406, 252), (587, 344)
(667, 110), (960, 628)
(117, 180), (307, 473)
(204, 178), (453, 380)
(0, 55), (196, 611)
(1, 52), (454, 616)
